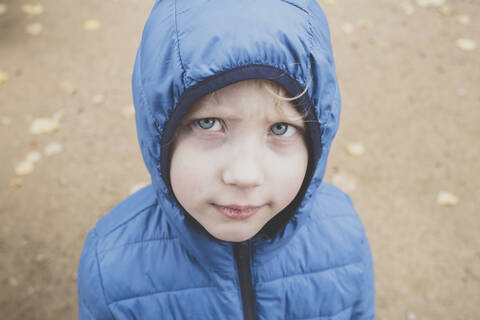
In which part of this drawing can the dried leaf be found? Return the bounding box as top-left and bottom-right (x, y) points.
(25, 22), (43, 36)
(357, 20), (371, 30)
(83, 19), (101, 31)
(456, 38), (477, 51)
(346, 143), (366, 157)
(401, 3), (416, 15)
(22, 4), (44, 15)
(0, 71), (8, 85)
(15, 159), (34, 176)
(0, 3), (7, 16)
(457, 15), (470, 25)
(331, 171), (357, 192)
(26, 151), (42, 163)
(129, 182), (149, 195)
(121, 105), (135, 120)
(416, 0), (445, 8)
(341, 23), (354, 34)
(373, 40), (390, 49)
(437, 191), (459, 206)
(29, 117), (60, 135)
(59, 81), (77, 95)
(92, 94), (105, 105)
(44, 142), (63, 156)
(8, 178), (24, 189)
(439, 6), (455, 16)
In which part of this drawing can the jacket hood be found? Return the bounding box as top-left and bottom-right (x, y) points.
(131, 0), (341, 262)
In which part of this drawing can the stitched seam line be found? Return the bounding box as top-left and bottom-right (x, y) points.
(93, 230), (115, 319)
(173, 0), (187, 86)
(257, 260), (362, 284)
(98, 237), (179, 255)
(288, 305), (353, 320)
(99, 201), (158, 238)
(107, 285), (215, 305)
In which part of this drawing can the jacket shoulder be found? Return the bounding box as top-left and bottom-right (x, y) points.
(312, 182), (358, 220)
(95, 184), (158, 237)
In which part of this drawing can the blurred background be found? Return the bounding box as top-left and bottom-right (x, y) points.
(0, 0), (479, 319)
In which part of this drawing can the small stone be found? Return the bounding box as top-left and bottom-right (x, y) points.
(129, 182), (149, 195)
(400, 288), (409, 295)
(0, 71), (8, 85)
(456, 38), (477, 51)
(83, 19), (101, 31)
(341, 23), (354, 33)
(0, 3), (7, 15)
(44, 142), (63, 156)
(59, 81), (77, 95)
(121, 105), (135, 120)
(92, 94), (105, 105)
(8, 177), (24, 189)
(346, 143), (366, 157)
(25, 22), (43, 36)
(9, 277), (18, 287)
(29, 117), (60, 134)
(22, 4), (44, 15)
(0, 116), (11, 125)
(437, 191), (459, 206)
(407, 312), (417, 320)
(27, 286), (36, 295)
(15, 159), (34, 176)
(456, 88), (466, 97)
(457, 15), (470, 25)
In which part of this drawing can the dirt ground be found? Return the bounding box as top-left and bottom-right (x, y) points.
(0, 0), (479, 319)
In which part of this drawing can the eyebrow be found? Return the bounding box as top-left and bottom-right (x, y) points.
(189, 105), (305, 127)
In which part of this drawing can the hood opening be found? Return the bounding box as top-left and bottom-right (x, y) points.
(159, 64), (322, 241)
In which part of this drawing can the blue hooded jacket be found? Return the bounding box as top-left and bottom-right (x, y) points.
(77, 0), (375, 319)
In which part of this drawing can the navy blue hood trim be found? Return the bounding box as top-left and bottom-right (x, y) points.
(159, 64), (322, 239)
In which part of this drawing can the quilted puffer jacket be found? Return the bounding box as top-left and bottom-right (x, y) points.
(77, 0), (375, 319)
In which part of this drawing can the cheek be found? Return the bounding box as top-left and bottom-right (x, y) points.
(170, 143), (214, 199)
(268, 144), (308, 198)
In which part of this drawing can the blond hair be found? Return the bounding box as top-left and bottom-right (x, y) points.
(208, 79), (310, 122)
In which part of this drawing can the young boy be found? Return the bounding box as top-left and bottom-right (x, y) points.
(78, 1), (375, 319)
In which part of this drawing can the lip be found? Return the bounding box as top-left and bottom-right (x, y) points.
(213, 204), (264, 220)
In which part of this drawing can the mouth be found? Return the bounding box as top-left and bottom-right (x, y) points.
(212, 204), (264, 220)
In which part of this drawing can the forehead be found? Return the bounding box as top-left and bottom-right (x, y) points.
(188, 80), (304, 122)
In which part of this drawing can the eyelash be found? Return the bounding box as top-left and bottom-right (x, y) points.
(192, 117), (299, 137)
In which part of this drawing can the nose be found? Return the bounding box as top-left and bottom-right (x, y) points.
(221, 139), (264, 188)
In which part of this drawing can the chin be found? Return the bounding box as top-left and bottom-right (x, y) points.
(210, 228), (256, 243)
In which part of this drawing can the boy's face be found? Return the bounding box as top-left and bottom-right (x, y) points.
(170, 80), (308, 242)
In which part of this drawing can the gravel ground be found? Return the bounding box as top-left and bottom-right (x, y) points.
(1, 0), (479, 319)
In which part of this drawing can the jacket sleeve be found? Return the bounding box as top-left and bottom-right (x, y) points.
(77, 229), (113, 320)
(351, 230), (375, 320)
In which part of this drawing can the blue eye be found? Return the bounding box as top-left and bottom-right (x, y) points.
(271, 123), (296, 136)
(195, 118), (222, 131)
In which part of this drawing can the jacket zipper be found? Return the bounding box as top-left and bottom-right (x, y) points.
(234, 241), (256, 320)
